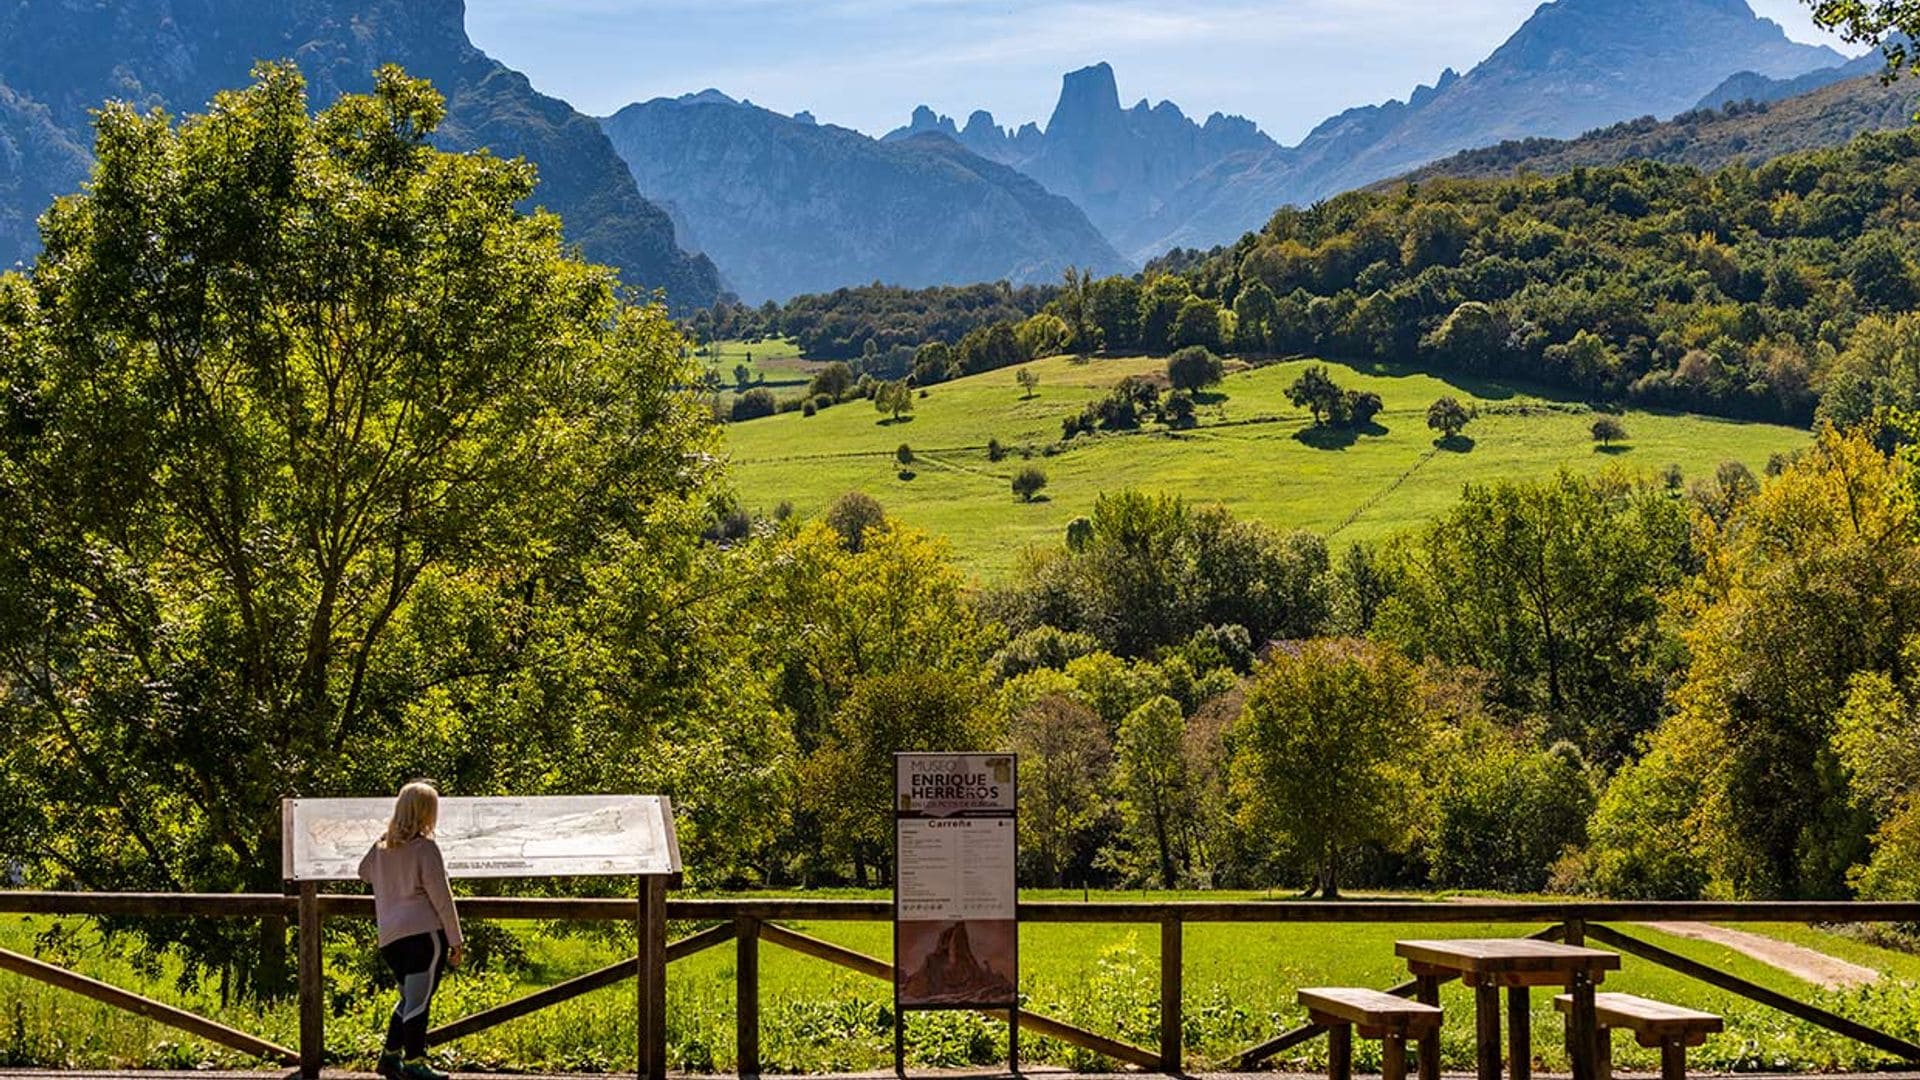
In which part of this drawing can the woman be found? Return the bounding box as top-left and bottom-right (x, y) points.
(358, 781), (463, 1080)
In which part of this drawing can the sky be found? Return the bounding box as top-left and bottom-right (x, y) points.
(463, 0), (1861, 146)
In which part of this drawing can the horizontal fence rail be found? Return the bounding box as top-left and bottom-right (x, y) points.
(9, 893), (1920, 922)
(4, 892), (1920, 1078)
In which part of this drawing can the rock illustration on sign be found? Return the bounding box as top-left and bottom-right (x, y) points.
(899, 919), (1017, 1005)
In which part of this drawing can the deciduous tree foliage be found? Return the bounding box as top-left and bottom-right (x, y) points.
(802, 669), (990, 885)
(1010, 693), (1112, 887)
(1375, 471), (1692, 765)
(1109, 694), (1198, 888)
(0, 64), (747, 991)
(1001, 491), (1330, 658)
(1231, 639), (1434, 897)
(1653, 427), (1920, 897)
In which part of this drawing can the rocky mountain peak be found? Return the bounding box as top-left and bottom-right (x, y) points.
(1047, 62), (1123, 136)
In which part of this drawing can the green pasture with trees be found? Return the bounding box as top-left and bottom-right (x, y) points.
(723, 351), (1804, 577)
(13, 57), (1920, 1079)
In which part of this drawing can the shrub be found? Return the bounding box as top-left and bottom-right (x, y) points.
(731, 387), (777, 421)
(987, 437), (1006, 462)
(802, 399), (817, 417)
(1591, 416), (1628, 446)
(808, 361), (853, 401)
(896, 443), (915, 467)
(1064, 516), (1093, 551)
(1163, 390), (1197, 428)
(1429, 733), (1595, 892)
(1344, 389), (1383, 428)
(1167, 346), (1224, 392)
(1012, 466), (1048, 503)
(1426, 396), (1471, 439)
(824, 491), (885, 551)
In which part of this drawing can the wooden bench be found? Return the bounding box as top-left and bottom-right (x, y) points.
(1554, 992), (1722, 1080)
(1300, 987), (1444, 1080)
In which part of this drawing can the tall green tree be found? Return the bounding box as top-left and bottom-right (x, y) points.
(1657, 427), (1920, 897)
(1109, 695), (1196, 887)
(1231, 639), (1433, 897)
(0, 64), (726, 992)
(1010, 694), (1112, 887)
(1374, 471), (1692, 764)
(803, 669), (989, 886)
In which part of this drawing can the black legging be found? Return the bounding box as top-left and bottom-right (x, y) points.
(380, 930), (449, 1057)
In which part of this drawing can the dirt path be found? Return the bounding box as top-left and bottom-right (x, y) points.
(1640, 921), (1880, 989)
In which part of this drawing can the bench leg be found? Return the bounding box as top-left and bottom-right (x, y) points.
(1660, 1038), (1686, 1080)
(1595, 1026), (1611, 1080)
(1507, 986), (1530, 1080)
(1383, 1035), (1408, 1080)
(1475, 983), (1502, 1080)
(1568, 972), (1598, 1080)
(1328, 1023), (1352, 1080)
(1416, 975), (1441, 1080)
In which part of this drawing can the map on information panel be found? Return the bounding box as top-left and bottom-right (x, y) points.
(282, 795), (679, 881)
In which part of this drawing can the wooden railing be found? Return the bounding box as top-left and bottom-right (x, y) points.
(3, 893), (1920, 1077)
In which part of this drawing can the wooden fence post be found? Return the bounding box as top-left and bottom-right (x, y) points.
(1161, 912), (1183, 1074)
(736, 914), (760, 1077)
(638, 876), (669, 1080)
(298, 883), (323, 1080)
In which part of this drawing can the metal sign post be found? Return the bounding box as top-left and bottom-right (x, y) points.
(892, 753), (1019, 1077)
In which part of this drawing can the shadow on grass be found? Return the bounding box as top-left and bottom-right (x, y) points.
(897, 469), (917, 480)
(1294, 420), (1391, 450)
(1193, 390), (1229, 406)
(1017, 495), (1053, 505)
(1593, 443), (1632, 455)
(877, 415), (915, 427)
(1435, 434), (1476, 453)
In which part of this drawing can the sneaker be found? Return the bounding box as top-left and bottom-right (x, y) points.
(375, 1053), (402, 1080)
(398, 1059), (449, 1080)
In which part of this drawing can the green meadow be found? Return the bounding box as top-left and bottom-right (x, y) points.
(9, 895), (1920, 1073)
(695, 337), (815, 388)
(723, 352), (1811, 579)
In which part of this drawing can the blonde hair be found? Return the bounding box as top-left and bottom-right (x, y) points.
(383, 780), (440, 848)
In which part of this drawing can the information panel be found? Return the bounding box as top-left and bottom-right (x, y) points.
(282, 795), (680, 881)
(893, 753), (1017, 1010)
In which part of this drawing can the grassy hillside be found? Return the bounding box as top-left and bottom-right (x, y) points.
(695, 336), (815, 387)
(724, 353), (1809, 578)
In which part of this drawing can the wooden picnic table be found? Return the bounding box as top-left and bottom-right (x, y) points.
(1396, 938), (1622, 1080)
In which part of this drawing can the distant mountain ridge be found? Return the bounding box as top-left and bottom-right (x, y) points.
(889, 0), (1844, 261)
(0, 0), (722, 308)
(886, 62), (1275, 261)
(601, 93), (1127, 304)
(1694, 40), (1895, 109)
(1392, 72), (1917, 185)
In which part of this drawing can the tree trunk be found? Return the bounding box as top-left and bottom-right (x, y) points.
(1154, 811), (1176, 888)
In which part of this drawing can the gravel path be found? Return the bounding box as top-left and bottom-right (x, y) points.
(1640, 921), (1881, 989)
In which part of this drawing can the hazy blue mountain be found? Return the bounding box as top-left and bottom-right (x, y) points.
(602, 93), (1128, 303)
(892, 0), (1844, 263)
(1395, 72), (1917, 185)
(887, 62), (1275, 261)
(1144, 0), (1845, 256)
(0, 78), (89, 271)
(0, 0), (721, 309)
(1694, 42), (1892, 109)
